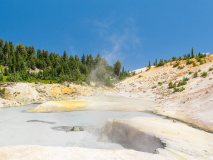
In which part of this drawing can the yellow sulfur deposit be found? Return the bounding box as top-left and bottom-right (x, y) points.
(29, 100), (92, 112)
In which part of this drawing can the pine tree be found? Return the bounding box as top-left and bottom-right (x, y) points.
(191, 48), (194, 58)
(113, 60), (122, 76)
(155, 59), (157, 66)
(95, 53), (101, 65)
(16, 44), (27, 60)
(0, 39), (4, 50)
(63, 51), (68, 62)
(148, 60), (151, 69)
(81, 53), (86, 65)
(75, 55), (79, 62)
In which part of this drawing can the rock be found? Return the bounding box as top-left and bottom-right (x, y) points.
(70, 126), (84, 131)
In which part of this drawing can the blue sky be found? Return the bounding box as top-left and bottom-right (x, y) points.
(0, 0), (213, 71)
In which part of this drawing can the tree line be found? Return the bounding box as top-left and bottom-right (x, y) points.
(148, 48), (207, 68)
(0, 38), (130, 86)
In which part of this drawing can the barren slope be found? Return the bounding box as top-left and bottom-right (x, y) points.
(115, 54), (213, 131)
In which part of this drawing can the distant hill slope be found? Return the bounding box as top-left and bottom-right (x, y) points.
(115, 54), (213, 132)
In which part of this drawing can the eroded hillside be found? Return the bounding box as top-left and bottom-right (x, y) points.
(115, 54), (213, 131)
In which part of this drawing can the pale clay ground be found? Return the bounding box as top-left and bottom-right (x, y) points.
(0, 55), (213, 159)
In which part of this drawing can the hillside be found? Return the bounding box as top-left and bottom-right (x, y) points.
(115, 54), (213, 132)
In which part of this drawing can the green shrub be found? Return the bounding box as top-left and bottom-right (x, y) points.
(186, 60), (193, 65)
(152, 85), (157, 89)
(58, 75), (70, 83)
(177, 80), (187, 87)
(0, 88), (5, 96)
(138, 75), (141, 78)
(193, 61), (197, 67)
(0, 74), (3, 81)
(201, 72), (208, 77)
(178, 66), (184, 69)
(209, 68), (213, 71)
(7, 73), (22, 82)
(174, 87), (179, 92)
(174, 87), (185, 92)
(193, 72), (198, 78)
(158, 82), (163, 86)
(168, 82), (173, 88)
(198, 69), (201, 72)
(168, 82), (176, 88)
(179, 87), (185, 92)
(189, 72), (193, 75)
(183, 77), (189, 81)
(173, 62), (180, 67)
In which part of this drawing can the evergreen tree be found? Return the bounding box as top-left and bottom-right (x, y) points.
(191, 48), (194, 58)
(0, 38), (128, 86)
(75, 55), (79, 62)
(113, 60), (122, 76)
(0, 39), (4, 50)
(63, 51), (68, 62)
(16, 44), (27, 60)
(95, 53), (101, 65)
(81, 53), (86, 65)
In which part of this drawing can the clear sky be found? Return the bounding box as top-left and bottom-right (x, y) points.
(0, 0), (213, 71)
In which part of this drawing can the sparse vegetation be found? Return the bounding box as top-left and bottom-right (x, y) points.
(201, 72), (208, 77)
(168, 82), (173, 88)
(178, 66), (185, 69)
(168, 82), (176, 89)
(179, 87), (185, 92)
(174, 87), (179, 92)
(152, 85), (157, 89)
(209, 68), (213, 71)
(177, 77), (189, 87)
(158, 82), (163, 86)
(183, 77), (189, 81)
(189, 72), (193, 75)
(193, 72), (198, 78)
(178, 81), (187, 87)
(193, 61), (197, 67)
(145, 47), (212, 70)
(186, 60), (194, 65)
(173, 62), (180, 67)
(0, 88), (5, 96)
(0, 74), (3, 81)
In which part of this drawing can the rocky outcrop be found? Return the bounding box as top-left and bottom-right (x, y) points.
(2, 83), (39, 105)
(0, 98), (19, 107)
(0, 82), (100, 108)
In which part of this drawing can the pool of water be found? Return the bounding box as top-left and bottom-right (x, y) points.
(0, 103), (161, 149)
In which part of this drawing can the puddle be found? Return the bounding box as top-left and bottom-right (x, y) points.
(27, 120), (55, 124)
(0, 101), (164, 151)
(99, 122), (165, 153)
